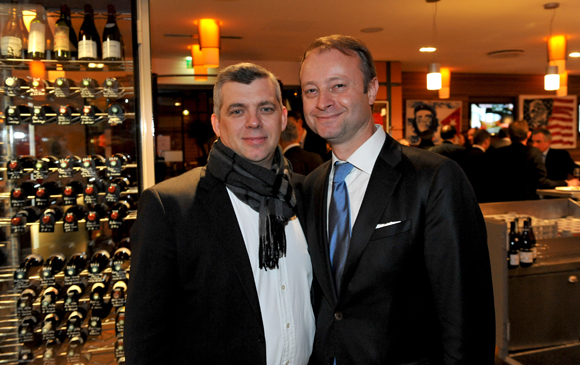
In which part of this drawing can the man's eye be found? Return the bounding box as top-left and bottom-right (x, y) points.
(304, 88), (317, 94)
(261, 107), (274, 113)
(230, 110), (243, 115)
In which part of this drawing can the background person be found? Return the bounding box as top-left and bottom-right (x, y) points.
(530, 128), (579, 181)
(280, 116), (323, 175)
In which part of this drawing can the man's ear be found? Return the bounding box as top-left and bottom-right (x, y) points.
(367, 77), (379, 105)
(211, 114), (221, 137)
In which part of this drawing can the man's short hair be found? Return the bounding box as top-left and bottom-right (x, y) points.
(498, 127), (509, 139)
(509, 120), (530, 143)
(280, 117), (299, 142)
(213, 63), (282, 117)
(419, 129), (434, 141)
(287, 110), (303, 122)
(440, 125), (457, 140)
(532, 127), (552, 141)
(411, 103), (439, 136)
(300, 34), (376, 93)
(473, 129), (491, 146)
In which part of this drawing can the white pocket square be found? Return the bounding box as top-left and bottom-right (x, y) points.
(376, 221), (401, 229)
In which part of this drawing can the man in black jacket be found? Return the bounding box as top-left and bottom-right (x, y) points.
(530, 128), (579, 181)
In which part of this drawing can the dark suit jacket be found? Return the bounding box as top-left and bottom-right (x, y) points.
(545, 148), (578, 181)
(285, 145), (324, 175)
(429, 141), (466, 165)
(490, 142), (564, 202)
(461, 146), (491, 203)
(303, 135), (495, 365)
(125, 167), (305, 365)
(304, 129), (329, 161)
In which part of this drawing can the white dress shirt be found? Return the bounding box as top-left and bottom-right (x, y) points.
(327, 126), (387, 231)
(227, 189), (315, 365)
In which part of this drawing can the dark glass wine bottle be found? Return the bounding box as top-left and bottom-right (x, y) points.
(54, 4), (78, 61)
(41, 205), (64, 224)
(41, 254), (66, 278)
(12, 206), (42, 226)
(519, 219), (534, 268)
(78, 4), (101, 61)
(89, 250), (111, 274)
(527, 217), (537, 263)
(65, 253), (88, 277)
(64, 205), (89, 223)
(41, 312), (63, 336)
(102, 4), (124, 65)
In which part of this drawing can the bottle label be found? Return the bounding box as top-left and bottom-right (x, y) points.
(519, 251), (534, 264)
(63, 220), (79, 233)
(78, 39), (97, 59)
(81, 157), (98, 178)
(13, 268), (30, 291)
(64, 273), (81, 286)
(89, 317), (102, 336)
(509, 253), (520, 266)
(103, 40), (121, 59)
(40, 220), (56, 233)
(54, 26), (69, 51)
(64, 297), (79, 312)
(88, 271), (104, 283)
(1, 36), (22, 58)
(58, 158), (74, 178)
(28, 22), (46, 54)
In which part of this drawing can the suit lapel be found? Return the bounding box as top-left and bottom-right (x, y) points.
(308, 162), (339, 305)
(197, 170), (264, 330)
(338, 137), (403, 297)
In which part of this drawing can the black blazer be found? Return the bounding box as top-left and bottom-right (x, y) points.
(303, 134), (495, 365)
(285, 145), (324, 175)
(125, 167), (305, 365)
(545, 148), (577, 181)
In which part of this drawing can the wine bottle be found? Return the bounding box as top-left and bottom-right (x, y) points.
(88, 234), (116, 257)
(108, 196), (134, 228)
(89, 250), (111, 275)
(32, 105), (57, 125)
(63, 205), (89, 230)
(54, 4), (77, 61)
(41, 253), (66, 279)
(11, 180), (39, 207)
(111, 280), (127, 307)
(41, 312), (63, 337)
(44, 329), (67, 360)
(65, 252), (88, 278)
(519, 219), (534, 268)
(117, 237), (131, 250)
(65, 283), (85, 312)
(17, 285), (39, 317)
(1, 0), (27, 64)
(35, 181), (63, 208)
(63, 180), (85, 206)
(86, 203), (109, 231)
(527, 217), (537, 263)
(27, 4), (48, 60)
(39, 205), (64, 233)
(67, 329), (88, 357)
(84, 177), (106, 205)
(41, 285), (61, 310)
(11, 206), (42, 226)
(66, 308), (87, 337)
(115, 306), (125, 334)
(19, 314), (41, 345)
(14, 254), (43, 290)
(102, 4), (124, 65)
(112, 247), (131, 276)
(78, 4), (101, 61)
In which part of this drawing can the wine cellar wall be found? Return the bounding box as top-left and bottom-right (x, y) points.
(0, 1), (141, 364)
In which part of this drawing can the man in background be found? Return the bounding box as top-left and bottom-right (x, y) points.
(288, 110), (328, 160)
(280, 116), (323, 175)
(429, 124), (466, 165)
(530, 128), (578, 181)
(490, 127), (511, 150)
(300, 34), (494, 365)
(126, 63), (315, 365)
(462, 129), (492, 202)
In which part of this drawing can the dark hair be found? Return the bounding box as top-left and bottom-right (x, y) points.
(213, 63), (282, 117)
(440, 125), (457, 140)
(411, 103), (439, 136)
(498, 127), (509, 139)
(287, 110), (303, 121)
(473, 129), (491, 145)
(531, 127), (552, 141)
(509, 120), (529, 143)
(280, 117), (299, 142)
(300, 34), (376, 93)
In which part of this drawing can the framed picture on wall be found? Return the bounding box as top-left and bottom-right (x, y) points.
(405, 100), (462, 145)
(518, 95), (578, 149)
(372, 101), (389, 133)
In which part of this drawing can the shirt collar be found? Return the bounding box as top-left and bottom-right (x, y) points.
(473, 144), (485, 152)
(332, 125), (386, 175)
(282, 142), (300, 154)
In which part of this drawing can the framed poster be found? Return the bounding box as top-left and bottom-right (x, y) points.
(405, 100), (462, 145)
(372, 101), (389, 133)
(518, 95), (578, 149)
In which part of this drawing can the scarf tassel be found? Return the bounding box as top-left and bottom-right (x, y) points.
(259, 214), (287, 270)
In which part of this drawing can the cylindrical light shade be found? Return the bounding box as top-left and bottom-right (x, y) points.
(198, 19), (220, 68)
(439, 67), (450, 99)
(544, 65), (560, 91)
(194, 66), (208, 82)
(557, 71), (568, 96)
(191, 44), (204, 66)
(427, 63), (441, 90)
(548, 35), (567, 61)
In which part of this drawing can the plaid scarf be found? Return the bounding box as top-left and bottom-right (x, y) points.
(206, 139), (297, 270)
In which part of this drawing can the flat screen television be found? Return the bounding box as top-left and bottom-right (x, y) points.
(470, 103), (515, 135)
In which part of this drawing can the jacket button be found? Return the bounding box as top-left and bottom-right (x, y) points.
(334, 311), (343, 320)
(257, 334), (265, 343)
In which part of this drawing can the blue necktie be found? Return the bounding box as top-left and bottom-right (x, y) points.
(328, 162), (354, 291)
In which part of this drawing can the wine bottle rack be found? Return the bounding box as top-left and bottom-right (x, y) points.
(0, 60), (134, 73)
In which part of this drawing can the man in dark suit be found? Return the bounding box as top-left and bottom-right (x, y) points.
(125, 63), (315, 365)
(280, 115), (323, 175)
(530, 128), (578, 181)
(288, 110), (329, 160)
(462, 129), (492, 202)
(299, 34), (495, 365)
(429, 124), (466, 165)
(489, 121), (577, 202)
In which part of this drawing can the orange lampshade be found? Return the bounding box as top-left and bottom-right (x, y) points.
(557, 70), (568, 96)
(29, 61), (45, 79)
(190, 44), (204, 67)
(548, 35), (567, 61)
(439, 67), (450, 99)
(194, 66), (208, 82)
(197, 19), (220, 68)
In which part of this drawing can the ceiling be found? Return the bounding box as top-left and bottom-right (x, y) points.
(149, 0), (580, 78)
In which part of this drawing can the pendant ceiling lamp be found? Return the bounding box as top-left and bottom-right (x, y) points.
(425, 0), (443, 91)
(544, 65), (560, 91)
(439, 67), (450, 99)
(197, 19), (221, 68)
(190, 44), (208, 82)
(543, 3), (566, 93)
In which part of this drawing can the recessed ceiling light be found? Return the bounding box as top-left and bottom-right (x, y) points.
(361, 27), (383, 33)
(175, 102), (181, 106)
(183, 109), (190, 116)
(570, 52), (580, 58)
(420, 47), (436, 53)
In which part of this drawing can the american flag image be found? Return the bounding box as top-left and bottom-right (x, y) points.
(521, 95), (578, 149)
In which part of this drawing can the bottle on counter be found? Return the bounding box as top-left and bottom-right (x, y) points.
(520, 219), (534, 268)
(508, 220), (520, 268)
(527, 217), (537, 263)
